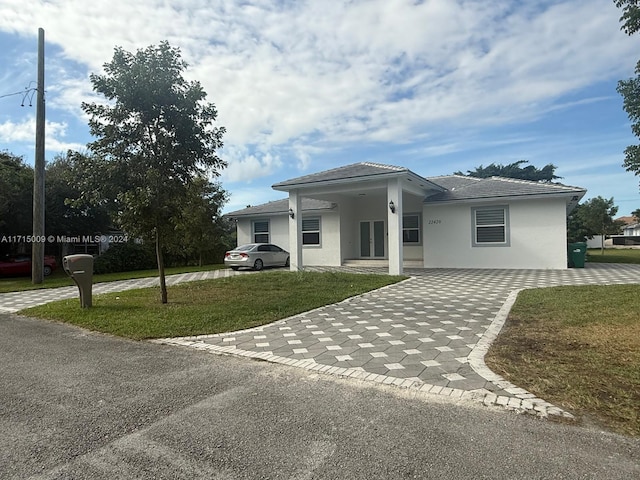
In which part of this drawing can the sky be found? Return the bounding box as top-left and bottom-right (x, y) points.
(1, 0), (639, 216)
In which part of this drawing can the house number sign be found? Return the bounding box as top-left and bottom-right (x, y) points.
(427, 219), (442, 224)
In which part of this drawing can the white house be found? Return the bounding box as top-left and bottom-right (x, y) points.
(226, 162), (586, 274)
(622, 221), (640, 236)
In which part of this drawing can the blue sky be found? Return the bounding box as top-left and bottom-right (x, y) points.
(1, 0), (639, 215)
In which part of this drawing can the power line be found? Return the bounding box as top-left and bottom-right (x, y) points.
(0, 82), (38, 106)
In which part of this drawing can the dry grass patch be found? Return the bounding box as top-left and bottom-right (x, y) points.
(485, 284), (640, 437)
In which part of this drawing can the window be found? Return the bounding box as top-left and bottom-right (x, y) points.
(302, 217), (321, 245)
(472, 206), (510, 246)
(403, 214), (420, 244)
(253, 220), (270, 243)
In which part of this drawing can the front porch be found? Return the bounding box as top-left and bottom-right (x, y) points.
(341, 259), (424, 268)
(273, 163), (446, 275)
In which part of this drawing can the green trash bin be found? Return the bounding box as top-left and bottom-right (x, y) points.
(568, 242), (587, 268)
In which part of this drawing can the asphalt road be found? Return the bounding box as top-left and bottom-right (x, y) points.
(1, 313), (638, 480)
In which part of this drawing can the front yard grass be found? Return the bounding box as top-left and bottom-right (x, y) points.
(586, 248), (640, 264)
(485, 284), (640, 437)
(21, 271), (404, 340)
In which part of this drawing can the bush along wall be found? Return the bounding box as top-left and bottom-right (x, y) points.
(93, 242), (157, 274)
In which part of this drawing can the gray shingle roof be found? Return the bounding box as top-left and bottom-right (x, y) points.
(423, 176), (586, 203)
(424, 175), (482, 191)
(230, 167), (587, 218)
(225, 198), (336, 217)
(272, 162), (410, 188)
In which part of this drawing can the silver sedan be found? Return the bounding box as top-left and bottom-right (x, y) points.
(224, 243), (290, 271)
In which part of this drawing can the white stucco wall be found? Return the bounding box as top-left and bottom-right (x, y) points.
(338, 194), (425, 261)
(302, 211), (341, 266)
(423, 198), (569, 269)
(235, 216), (288, 247)
(236, 219), (252, 245)
(235, 212), (341, 266)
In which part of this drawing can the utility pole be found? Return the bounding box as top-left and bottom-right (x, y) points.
(32, 27), (45, 284)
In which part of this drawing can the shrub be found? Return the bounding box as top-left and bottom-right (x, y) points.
(94, 242), (156, 274)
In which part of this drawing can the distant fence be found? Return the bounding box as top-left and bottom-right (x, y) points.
(611, 236), (640, 246)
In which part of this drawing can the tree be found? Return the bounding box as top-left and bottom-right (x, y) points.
(632, 208), (640, 219)
(45, 153), (111, 240)
(81, 42), (226, 303)
(615, 0), (640, 35)
(454, 160), (560, 182)
(566, 204), (590, 244)
(0, 152), (33, 241)
(615, 0), (640, 187)
(574, 196), (625, 254)
(170, 176), (229, 266)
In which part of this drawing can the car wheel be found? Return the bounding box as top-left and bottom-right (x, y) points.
(253, 259), (264, 271)
(284, 257), (290, 267)
(43, 265), (52, 276)
(231, 267), (239, 271)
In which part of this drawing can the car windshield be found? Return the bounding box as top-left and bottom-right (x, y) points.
(235, 244), (256, 251)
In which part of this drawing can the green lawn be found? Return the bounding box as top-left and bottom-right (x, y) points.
(21, 271), (405, 340)
(485, 284), (640, 437)
(586, 248), (640, 264)
(0, 264), (226, 293)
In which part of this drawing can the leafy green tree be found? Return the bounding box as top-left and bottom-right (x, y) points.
(566, 204), (590, 243)
(45, 153), (111, 239)
(170, 176), (229, 266)
(615, 0), (640, 34)
(0, 151), (33, 241)
(615, 0), (640, 187)
(632, 208), (640, 219)
(574, 196), (625, 253)
(81, 41), (226, 303)
(454, 160), (560, 182)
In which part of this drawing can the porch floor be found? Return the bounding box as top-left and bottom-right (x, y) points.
(342, 259), (424, 268)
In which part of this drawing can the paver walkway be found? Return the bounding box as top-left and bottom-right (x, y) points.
(0, 269), (253, 313)
(2, 263), (639, 416)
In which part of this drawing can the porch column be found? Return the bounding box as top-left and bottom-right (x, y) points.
(387, 178), (403, 275)
(288, 190), (303, 271)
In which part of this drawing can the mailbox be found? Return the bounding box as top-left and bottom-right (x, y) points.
(63, 254), (94, 308)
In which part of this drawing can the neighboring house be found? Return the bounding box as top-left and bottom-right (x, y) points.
(226, 162), (586, 274)
(610, 215), (640, 246)
(624, 223), (640, 236)
(621, 217), (640, 236)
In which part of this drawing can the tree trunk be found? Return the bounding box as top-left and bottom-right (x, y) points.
(156, 232), (168, 304)
(199, 250), (203, 267)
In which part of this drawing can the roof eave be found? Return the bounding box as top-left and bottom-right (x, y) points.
(272, 171), (407, 191)
(224, 205), (337, 219)
(424, 190), (587, 207)
(273, 170), (446, 193)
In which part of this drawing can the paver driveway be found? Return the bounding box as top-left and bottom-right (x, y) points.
(2, 263), (638, 415)
(158, 263), (640, 415)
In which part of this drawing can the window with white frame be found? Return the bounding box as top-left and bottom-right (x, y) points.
(472, 206), (510, 246)
(302, 217), (321, 245)
(252, 220), (270, 243)
(402, 214), (420, 244)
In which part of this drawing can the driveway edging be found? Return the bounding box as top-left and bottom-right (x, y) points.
(468, 288), (574, 418)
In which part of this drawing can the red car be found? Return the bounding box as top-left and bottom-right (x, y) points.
(0, 254), (57, 277)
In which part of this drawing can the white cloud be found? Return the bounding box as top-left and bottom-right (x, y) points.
(223, 187), (285, 215)
(0, 117), (84, 154)
(220, 145), (283, 183)
(0, 0), (637, 177)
